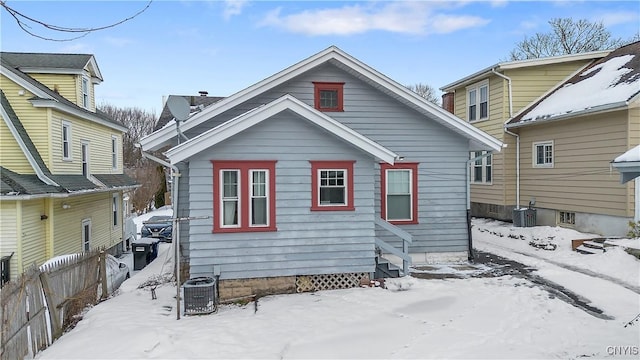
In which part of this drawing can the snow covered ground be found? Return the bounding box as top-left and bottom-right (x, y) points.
(35, 211), (640, 359)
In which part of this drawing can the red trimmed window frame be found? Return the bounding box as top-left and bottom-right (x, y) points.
(310, 160), (355, 211)
(211, 160), (277, 233)
(313, 82), (345, 112)
(381, 162), (419, 225)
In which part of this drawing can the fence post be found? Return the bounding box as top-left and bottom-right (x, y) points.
(99, 251), (108, 300)
(38, 272), (62, 341)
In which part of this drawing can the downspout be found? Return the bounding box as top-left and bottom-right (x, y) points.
(633, 177), (640, 224)
(466, 151), (494, 261)
(491, 67), (521, 210)
(139, 149), (182, 320)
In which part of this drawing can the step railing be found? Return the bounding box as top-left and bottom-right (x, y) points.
(374, 218), (412, 275)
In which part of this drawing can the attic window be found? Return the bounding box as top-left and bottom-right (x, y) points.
(313, 82), (344, 112)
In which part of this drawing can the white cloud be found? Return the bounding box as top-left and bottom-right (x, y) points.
(258, 2), (490, 36)
(490, 0), (509, 8)
(223, 0), (248, 20)
(597, 11), (639, 27)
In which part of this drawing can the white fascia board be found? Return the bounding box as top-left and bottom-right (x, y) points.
(30, 99), (127, 132)
(141, 48), (340, 151)
(0, 105), (59, 186)
(441, 50), (609, 91)
(333, 51), (503, 152)
(145, 45), (502, 153)
(165, 94), (398, 164)
(1, 65), (54, 99)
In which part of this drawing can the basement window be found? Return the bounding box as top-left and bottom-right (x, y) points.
(558, 211), (575, 225)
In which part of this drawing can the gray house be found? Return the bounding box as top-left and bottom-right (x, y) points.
(140, 46), (502, 300)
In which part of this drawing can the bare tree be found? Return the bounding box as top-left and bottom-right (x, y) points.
(99, 104), (156, 168)
(406, 83), (441, 105)
(128, 164), (164, 214)
(509, 18), (628, 60)
(1, 0), (152, 41)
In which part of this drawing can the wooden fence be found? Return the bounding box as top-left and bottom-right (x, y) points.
(0, 251), (103, 360)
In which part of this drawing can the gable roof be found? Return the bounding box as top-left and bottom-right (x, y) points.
(0, 54), (125, 132)
(154, 94), (225, 131)
(1, 52), (103, 82)
(507, 41), (640, 128)
(164, 94), (398, 164)
(440, 50), (610, 91)
(1, 89), (58, 186)
(141, 46), (502, 153)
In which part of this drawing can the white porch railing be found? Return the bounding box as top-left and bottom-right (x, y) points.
(374, 218), (413, 275)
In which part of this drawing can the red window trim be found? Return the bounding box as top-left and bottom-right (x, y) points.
(211, 160), (277, 233)
(380, 162), (419, 225)
(310, 160), (355, 211)
(313, 82), (344, 112)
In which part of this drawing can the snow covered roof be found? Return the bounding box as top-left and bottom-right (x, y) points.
(611, 145), (640, 184)
(507, 41), (640, 128)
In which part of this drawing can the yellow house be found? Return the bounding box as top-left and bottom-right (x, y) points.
(0, 52), (138, 284)
(441, 42), (639, 236)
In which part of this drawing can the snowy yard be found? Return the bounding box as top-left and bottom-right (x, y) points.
(35, 212), (640, 359)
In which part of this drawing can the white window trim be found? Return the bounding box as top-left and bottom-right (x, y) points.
(249, 169), (270, 228)
(385, 168), (413, 222)
(470, 151), (493, 185)
(82, 76), (90, 109)
(112, 193), (119, 228)
(82, 218), (91, 252)
(62, 120), (72, 161)
(220, 169), (241, 229)
(466, 80), (489, 123)
(81, 141), (90, 177)
(533, 141), (554, 168)
(317, 168), (348, 207)
(111, 135), (118, 170)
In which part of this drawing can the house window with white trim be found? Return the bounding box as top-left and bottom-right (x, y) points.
(81, 142), (89, 177)
(533, 141), (553, 168)
(111, 135), (118, 170)
(470, 151), (492, 184)
(112, 193), (119, 227)
(381, 162), (418, 224)
(62, 121), (72, 160)
(82, 76), (90, 109)
(467, 81), (488, 122)
(212, 160), (277, 233)
(82, 219), (91, 252)
(310, 161), (354, 211)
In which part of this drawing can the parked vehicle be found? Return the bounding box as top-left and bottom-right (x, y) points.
(104, 254), (130, 294)
(41, 254), (130, 295)
(141, 215), (173, 242)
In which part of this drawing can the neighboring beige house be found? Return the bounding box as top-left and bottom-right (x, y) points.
(440, 50), (609, 222)
(0, 52), (138, 284)
(505, 42), (639, 236)
(441, 42), (639, 236)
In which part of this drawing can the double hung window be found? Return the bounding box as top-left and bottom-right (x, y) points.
(213, 160), (276, 232)
(381, 163), (418, 224)
(310, 161), (354, 211)
(470, 151), (492, 184)
(467, 81), (488, 122)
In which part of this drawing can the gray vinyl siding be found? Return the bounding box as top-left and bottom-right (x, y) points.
(187, 63), (470, 254)
(185, 112), (378, 280)
(175, 162), (190, 260)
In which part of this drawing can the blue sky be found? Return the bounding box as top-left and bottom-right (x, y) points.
(2, 1), (638, 115)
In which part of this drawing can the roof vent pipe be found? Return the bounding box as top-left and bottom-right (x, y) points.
(199, 91), (208, 96)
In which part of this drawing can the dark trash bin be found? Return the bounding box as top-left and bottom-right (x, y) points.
(132, 237), (159, 270)
(183, 277), (217, 315)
